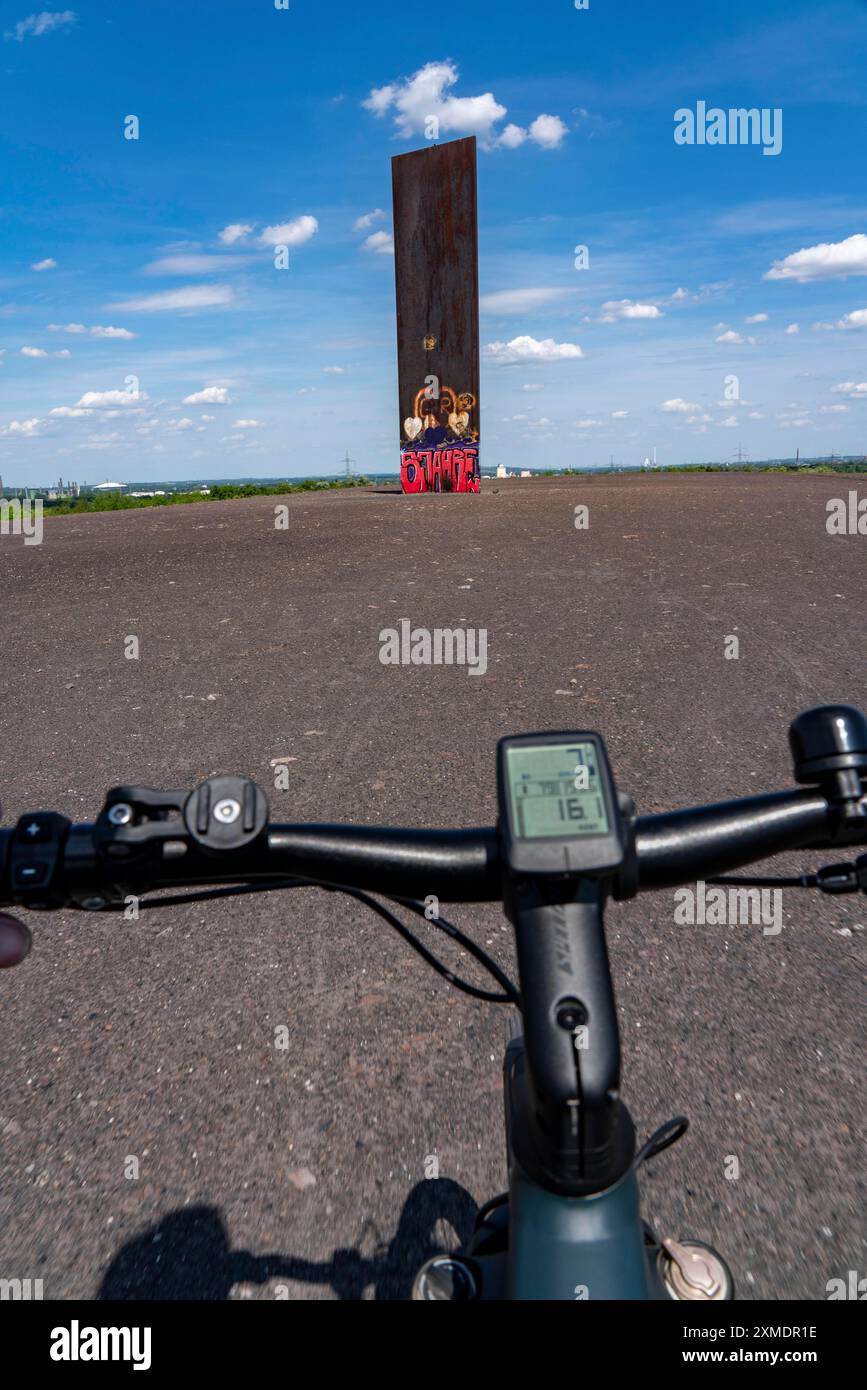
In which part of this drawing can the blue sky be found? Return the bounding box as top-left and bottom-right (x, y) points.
(1, 0), (866, 483)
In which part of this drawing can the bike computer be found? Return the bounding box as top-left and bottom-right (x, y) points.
(497, 732), (626, 879)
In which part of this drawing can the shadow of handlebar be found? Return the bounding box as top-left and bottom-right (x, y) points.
(97, 1179), (480, 1302)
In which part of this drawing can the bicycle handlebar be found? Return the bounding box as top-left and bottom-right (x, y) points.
(1, 784), (866, 909)
(7, 706), (864, 1208)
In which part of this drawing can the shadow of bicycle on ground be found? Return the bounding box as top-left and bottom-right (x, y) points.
(97, 1178), (479, 1301)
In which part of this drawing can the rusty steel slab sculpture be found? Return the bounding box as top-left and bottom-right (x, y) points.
(392, 136), (480, 493)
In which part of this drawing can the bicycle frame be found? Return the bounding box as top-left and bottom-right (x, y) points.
(468, 1104), (663, 1301)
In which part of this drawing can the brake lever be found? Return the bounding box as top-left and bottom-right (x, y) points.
(709, 851), (867, 894)
(814, 854), (867, 895)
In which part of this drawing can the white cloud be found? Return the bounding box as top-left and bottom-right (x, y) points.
(719, 416), (739, 427)
(21, 346), (47, 356)
(90, 325), (136, 339)
(1, 418), (42, 436)
(233, 419), (262, 429)
(498, 124), (526, 149)
(498, 114), (569, 150)
(31, 257), (57, 271)
(716, 329), (743, 344)
(166, 417), (194, 430)
(660, 398), (700, 413)
(480, 287), (574, 314)
(182, 385), (231, 405)
(832, 380), (867, 398)
(527, 114), (568, 150)
(218, 223), (254, 245)
(521, 383), (544, 392)
(5, 11), (76, 42)
(599, 299), (662, 322)
(836, 307), (867, 330)
(354, 209), (385, 231)
(748, 411), (765, 419)
(611, 409), (629, 418)
(363, 230), (394, 255)
(363, 60), (565, 151)
(364, 84), (397, 117)
(745, 313), (768, 323)
(819, 404), (849, 413)
(47, 321), (135, 338)
(671, 287), (689, 300)
(143, 255), (236, 275)
(54, 348), (71, 357)
(364, 62), (505, 143)
(485, 335), (583, 364)
(258, 215), (318, 248)
(75, 389), (149, 407)
(575, 418), (601, 428)
(111, 285), (235, 312)
(322, 366), (345, 374)
(785, 323), (800, 334)
(200, 413), (215, 421)
(49, 405), (92, 417)
(764, 233), (867, 283)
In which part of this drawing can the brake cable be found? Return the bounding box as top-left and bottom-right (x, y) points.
(91, 876), (520, 1006)
(634, 1115), (690, 1170)
(339, 888), (519, 1005)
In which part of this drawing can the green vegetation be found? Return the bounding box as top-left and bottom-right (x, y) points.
(533, 460), (867, 477)
(666, 461), (867, 474)
(42, 475), (370, 516)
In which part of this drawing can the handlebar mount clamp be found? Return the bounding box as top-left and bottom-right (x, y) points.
(94, 777), (269, 861)
(95, 786), (188, 861)
(183, 776), (269, 855)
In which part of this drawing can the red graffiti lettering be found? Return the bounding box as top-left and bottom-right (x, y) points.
(400, 445), (479, 493)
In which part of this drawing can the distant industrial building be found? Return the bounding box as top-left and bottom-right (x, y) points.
(45, 477), (82, 500)
(0, 475), (81, 499)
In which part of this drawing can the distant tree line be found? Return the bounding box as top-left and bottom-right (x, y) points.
(37, 476), (370, 516)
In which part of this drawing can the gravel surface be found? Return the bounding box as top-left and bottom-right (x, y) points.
(0, 472), (864, 1300)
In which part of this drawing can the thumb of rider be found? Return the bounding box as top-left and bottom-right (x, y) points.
(0, 913), (33, 968)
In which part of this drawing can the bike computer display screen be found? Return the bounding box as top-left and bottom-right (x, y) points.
(504, 741), (611, 840)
